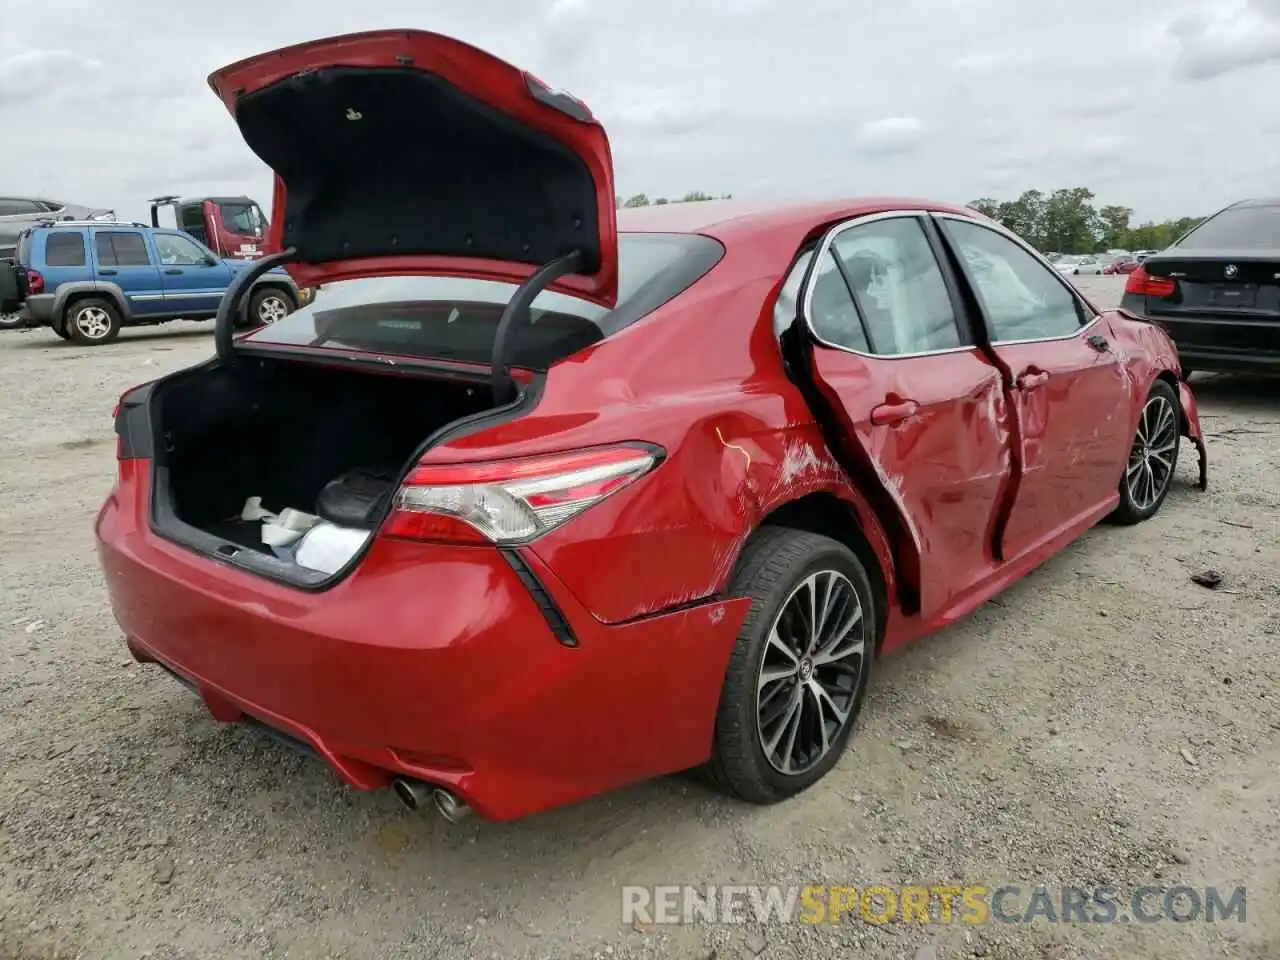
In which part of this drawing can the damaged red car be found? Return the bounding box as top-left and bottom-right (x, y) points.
(95, 29), (1209, 823)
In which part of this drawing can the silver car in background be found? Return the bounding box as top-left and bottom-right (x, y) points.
(0, 197), (116, 260)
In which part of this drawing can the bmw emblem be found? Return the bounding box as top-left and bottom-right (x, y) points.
(1224, 264), (1238, 278)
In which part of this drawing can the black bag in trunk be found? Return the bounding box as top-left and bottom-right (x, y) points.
(314, 465), (399, 528)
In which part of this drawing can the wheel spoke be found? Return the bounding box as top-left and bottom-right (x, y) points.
(758, 662), (798, 692)
(803, 574), (820, 653)
(811, 601), (865, 666)
(764, 686), (803, 770)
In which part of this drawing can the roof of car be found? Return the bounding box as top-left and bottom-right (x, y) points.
(617, 196), (980, 241)
(1228, 196), (1280, 209)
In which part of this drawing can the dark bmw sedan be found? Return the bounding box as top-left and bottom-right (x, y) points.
(1120, 196), (1280, 376)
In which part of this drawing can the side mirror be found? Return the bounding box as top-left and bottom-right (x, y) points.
(204, 255), (219, 267)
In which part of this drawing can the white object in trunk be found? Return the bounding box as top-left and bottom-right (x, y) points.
(261, 506), (320, 547)
(240, 496), (276, 522)
(294, 522), (373, 575)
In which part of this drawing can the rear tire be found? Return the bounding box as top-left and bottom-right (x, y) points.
(240, 287), (294, 330)
(66, 298), (122, 345)
(707, 527), (876, 805)
(1110, 379), (1180, 525)
(0, 307), (24, 330)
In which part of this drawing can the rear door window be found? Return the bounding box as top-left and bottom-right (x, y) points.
(45, 232), (87, 267)
(246, 233), (724, 368)
(0, 199), (43, 216)
(94, 232), (153, 267)
(826, 216), (963, 356)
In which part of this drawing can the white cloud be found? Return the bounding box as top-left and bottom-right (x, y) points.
(0, 0), (1274, 224)
(854, 117), (927, 155)
(1170, 0), (1280, 79)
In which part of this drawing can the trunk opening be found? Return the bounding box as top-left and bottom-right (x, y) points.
(147, 355), (515, 585)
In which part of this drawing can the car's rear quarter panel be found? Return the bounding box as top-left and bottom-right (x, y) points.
(426, 233), (899, 625)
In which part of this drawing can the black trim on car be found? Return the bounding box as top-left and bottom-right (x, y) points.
(500, 550), (578, 647)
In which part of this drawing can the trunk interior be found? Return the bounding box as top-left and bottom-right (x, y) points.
(151, 356), (498, 557)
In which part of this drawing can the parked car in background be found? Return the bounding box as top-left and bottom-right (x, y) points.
(1054, 255), (1080, 273)
(1071, 255), (1104, 275)
(1, 194), (115, 263)
(13, 221), (309, 344)
(96, 28), (1209, 824)
(1103, 256), (1139, 275)
(1121, 196), (1280, 375)
(149, 194), (269, 259)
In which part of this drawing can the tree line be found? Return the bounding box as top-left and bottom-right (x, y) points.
(616, 191), (731, 207)
(967, 188), (1202, 255)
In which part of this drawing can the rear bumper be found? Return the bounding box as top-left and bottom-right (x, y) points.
(23, 294), (54, 324)
(95, 465), (747, 821)
(1121, 293), (1280, 372)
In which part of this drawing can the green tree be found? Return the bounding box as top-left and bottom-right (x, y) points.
(994, 190), (1048, 249)
(681, 191), (714, 202)
(1041, 187), (1099, 254)
(1098, 205), (1133, 250)
(967, 186), (1202, 255)
(968, 198), (1002, 219)
(623, 194), (650, 208)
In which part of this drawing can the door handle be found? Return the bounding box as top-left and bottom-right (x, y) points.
(98, 269), (117, 276)
(164, 268), (182, 275)
(1017, 370), (1049, 390)
(870, 399), (919, 426)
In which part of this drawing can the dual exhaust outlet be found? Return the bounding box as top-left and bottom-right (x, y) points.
(392, 777), (471, 823)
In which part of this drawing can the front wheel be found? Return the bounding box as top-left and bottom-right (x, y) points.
(707, 528), (876, 805)
(1111, 379), (1180, 525)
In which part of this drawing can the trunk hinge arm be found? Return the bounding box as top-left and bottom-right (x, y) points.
(213, 248), (299, 362)
(491, 250), (585, 405)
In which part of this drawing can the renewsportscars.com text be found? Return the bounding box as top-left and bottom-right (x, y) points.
(622, 884), (1247, 926)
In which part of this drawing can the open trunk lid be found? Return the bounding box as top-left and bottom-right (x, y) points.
(207, 29), (619, 306)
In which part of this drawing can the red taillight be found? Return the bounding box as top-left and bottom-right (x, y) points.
(1124, 265), (1175, 298)
(26, 269), (44, 295)
(384, 444), (662, 544)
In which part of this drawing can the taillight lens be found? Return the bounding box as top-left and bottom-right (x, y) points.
(385, 444), (662, 544)
(26, 269), (44, 295)
(1124, 265), (1175, 298)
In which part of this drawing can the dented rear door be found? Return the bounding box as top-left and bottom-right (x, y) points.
(798, 212), (1016, 624)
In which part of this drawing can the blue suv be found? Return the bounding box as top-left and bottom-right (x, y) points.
(13, 221), (309, 345)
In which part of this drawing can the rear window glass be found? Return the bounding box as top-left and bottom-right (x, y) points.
(247, 233), (724, 368)
(1175, 205), (1280, 250)
(45, 232), (87, 267)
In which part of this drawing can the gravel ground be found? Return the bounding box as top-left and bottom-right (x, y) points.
(1, 276), (1276, 960)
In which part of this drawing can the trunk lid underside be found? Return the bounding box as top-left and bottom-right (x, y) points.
(207, 29), (620, 305)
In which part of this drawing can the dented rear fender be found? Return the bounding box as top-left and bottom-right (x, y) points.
(1177, 379), (1209, 491)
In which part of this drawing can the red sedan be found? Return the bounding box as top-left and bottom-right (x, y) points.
(95, 30), (1209, 823)
(1103, 257), (1140, 275)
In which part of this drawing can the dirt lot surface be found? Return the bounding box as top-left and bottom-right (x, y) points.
(1, 275), (1276, 960)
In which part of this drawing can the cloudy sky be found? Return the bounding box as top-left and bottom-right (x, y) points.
(3, 0), (1279, 225)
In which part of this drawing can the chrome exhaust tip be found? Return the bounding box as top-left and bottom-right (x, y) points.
(392, 777), (432, 812)
(431, 787), (471, 823)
